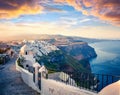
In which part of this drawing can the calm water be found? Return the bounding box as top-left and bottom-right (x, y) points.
(89, 40), (120, 76)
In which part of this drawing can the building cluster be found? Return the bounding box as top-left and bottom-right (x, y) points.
(19, 40), (56, 69)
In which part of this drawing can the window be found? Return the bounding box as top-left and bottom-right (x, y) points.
(26, 64), (29, 67)
(25, 51), (27, 55)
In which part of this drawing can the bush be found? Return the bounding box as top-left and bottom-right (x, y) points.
(17, 58), (24, 68)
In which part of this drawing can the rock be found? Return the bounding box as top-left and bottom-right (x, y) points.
(58, 43), (97, 61)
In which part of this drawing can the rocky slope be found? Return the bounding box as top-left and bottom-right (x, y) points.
(58, 42), (97, 60)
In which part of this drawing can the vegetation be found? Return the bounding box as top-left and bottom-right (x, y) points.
(73, 72), (99, 91)
(79, 59), (91, 71)
(17, 56), (25, 68)
(48, 70), (57, 74)
(36, 50), (90, 73)
(0, 57), (4, 64)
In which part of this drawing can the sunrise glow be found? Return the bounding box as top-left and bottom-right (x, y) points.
(0, 0), (120, 41)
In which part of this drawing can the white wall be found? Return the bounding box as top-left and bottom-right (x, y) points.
(41, 78), (98, 95)
(16, 61), (98, 95)
(99, 80), (120, 95)
(16, 61), (40, 93)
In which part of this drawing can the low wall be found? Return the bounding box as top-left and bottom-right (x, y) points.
(16, 61), (98, 95)
(16, 61), (40, 93)
(41, 78), (97, 95)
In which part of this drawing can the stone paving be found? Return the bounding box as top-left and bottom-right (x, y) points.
(0, 58), (40, 95)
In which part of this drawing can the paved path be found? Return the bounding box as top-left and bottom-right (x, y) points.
(0, 58), (40, 95)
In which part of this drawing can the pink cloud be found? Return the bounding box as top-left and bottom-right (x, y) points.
(54, 0), (120, 26)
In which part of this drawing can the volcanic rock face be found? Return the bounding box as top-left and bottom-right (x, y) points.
(58, 43), (97, 61)
(43, 35), (97, 61)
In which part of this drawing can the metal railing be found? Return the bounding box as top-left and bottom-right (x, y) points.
(48, 71), (120, 92)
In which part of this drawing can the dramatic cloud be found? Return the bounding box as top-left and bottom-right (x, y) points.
(0, 0), (43, 19)
(54, 0), (120, 26)
(0, 0), (119, 26)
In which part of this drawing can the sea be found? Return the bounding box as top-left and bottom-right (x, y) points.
(89, 40), (120, 76)
(88, 40), (120, 91)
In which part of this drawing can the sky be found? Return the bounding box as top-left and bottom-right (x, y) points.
(0, 0), (120, 40)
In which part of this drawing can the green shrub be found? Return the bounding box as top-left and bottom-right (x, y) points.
(17, 58), (24, 68)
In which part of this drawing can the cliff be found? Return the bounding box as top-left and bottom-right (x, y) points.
(44, 35), (97, 61)
(58, 42), (97, 61)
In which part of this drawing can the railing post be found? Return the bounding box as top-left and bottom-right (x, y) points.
(33, 67), (35, 82)
(112, 76), (114, 83)
(88, 74), (90, 90)
(69, 74), (72, 85)
(102, 75), (104, 89)
(46, 73), (48, 79)
(106, 75), (108, 85)
(65, 72), (67, 84)
(97, 74), (99, 92)
(93, 75), (94, 91)
(38, 72), (41, 90)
